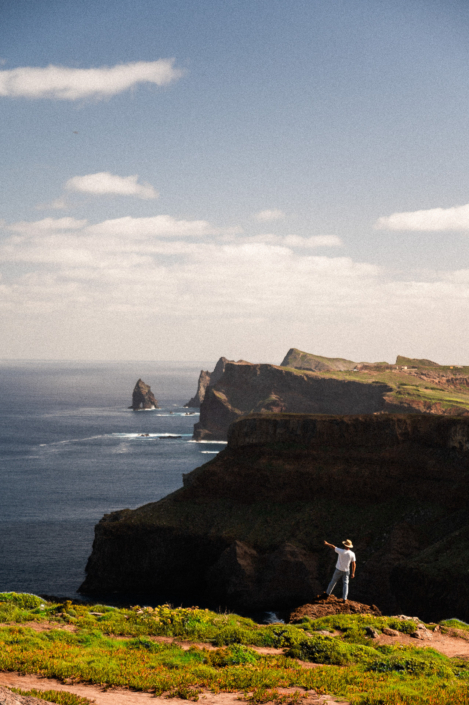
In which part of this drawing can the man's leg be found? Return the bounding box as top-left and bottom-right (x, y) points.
(342, 571), (350, 600)
(327, 568), (344, 595)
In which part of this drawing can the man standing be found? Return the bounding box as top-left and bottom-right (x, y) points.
(324, 539), (356, 602)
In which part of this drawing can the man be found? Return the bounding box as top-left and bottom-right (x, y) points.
(324, 539), (356, 602)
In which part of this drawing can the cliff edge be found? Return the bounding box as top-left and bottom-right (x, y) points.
(193, 353), (469, 440)
(80, 413), (469, 620)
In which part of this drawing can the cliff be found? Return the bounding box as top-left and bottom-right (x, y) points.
(193, 354), (469, 440)
(281, 348), (358, 372)
(129, 379), (159, 410)
(80, 413), (469, 621)
(184, 357), (231, 407)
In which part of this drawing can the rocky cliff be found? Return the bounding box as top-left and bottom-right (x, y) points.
(184, 357), (231, 407)
(281, 348), (358, 372)
(80, 413), (469, 621)
(193, 354), (469, 440)
(193, 361), (393, 440)
(129, 379), (159, 410)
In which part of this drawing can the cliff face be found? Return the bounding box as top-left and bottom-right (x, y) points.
(184, 357), (231, 408)
(80, 413), (469, 620)
(194, 357), (469, 441)
(193, 361), (392, 440)
(129, 379), (159, 410)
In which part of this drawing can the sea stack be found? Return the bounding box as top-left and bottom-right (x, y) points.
(129, 379), (159, 410)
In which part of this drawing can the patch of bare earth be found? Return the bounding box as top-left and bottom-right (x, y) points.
(0, 675), (346, 705)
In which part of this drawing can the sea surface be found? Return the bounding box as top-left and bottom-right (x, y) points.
(0, 360), (222, 600)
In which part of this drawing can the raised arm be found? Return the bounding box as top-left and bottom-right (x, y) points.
(324, 540), (336, 549)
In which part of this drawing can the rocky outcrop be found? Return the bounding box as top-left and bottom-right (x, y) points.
(193, 354), (469, 440)
(193, 361), (392, 440)
(184, 370), (212, 408)
(184, 357), (231, 407)
(281, 348), (358, 372)
(129, 379), (159, 410)
(80, 413), (469, 620)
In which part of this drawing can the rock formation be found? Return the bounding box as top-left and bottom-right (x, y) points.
(80, 412), (469, 621)
(184, 357), (232, 407)
(193, 353), (469, 440)
(193, 360), (393, 440)
(281, 348), (359, 372)
(129, 379), (159, 410)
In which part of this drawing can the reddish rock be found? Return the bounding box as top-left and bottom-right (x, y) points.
(289, 594), (382, 622)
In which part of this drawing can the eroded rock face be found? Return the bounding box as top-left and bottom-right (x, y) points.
(81, 413), (469, 618)
(184, 370), (212, 408)
(129, 379), (159, 410)
(194, 361), (392, 440)
(184, 357), (233, 408)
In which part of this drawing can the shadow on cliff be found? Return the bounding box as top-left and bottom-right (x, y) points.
(80, 413), (469, 622)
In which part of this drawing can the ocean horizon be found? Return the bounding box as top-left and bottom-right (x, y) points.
(0, 359), (222, 601)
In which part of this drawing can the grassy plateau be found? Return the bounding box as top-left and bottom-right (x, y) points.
(0, 593), (469, 704)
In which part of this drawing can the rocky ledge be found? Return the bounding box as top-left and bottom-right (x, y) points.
(80, 413), (469, 620)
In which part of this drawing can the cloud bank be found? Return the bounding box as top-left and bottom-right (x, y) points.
(65, 172), (159, 199)
(0, 60), (183, 100)
(254, 209), (285, 222)
(375, 203), (469, 231)
(1, 214), (469, 360)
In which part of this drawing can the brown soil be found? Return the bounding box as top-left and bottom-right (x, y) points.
(0, 675), (345, 705)
(288, 594), (382, 622)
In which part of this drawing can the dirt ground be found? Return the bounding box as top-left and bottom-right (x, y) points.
(0, 674), (345, 705)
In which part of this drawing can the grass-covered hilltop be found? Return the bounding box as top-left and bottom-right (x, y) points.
(2, 591), (469, 705)
(191, 349), (469, 441)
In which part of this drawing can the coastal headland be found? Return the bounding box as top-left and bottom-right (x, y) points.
(192, 350), (469, 440)
(80, 412), (469, 621)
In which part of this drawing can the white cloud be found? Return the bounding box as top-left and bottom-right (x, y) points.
(65, 172), (159, 199)
(85, 215), (215, 238)
(0, 60), (183, 100)
(254, 209), (286, 222)
(237, 234), (342, 248)
(375, 203), (469, 231)
(283, 234), (342, 248)
(8, 217), (87, 235)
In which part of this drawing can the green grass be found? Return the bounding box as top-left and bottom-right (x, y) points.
(1, 593), (469, 704)
(11, 688), (93, 704)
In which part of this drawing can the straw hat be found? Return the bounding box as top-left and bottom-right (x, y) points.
(342, 539), (353, 548)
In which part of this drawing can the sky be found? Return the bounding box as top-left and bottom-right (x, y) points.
(2, 0), (469, 364)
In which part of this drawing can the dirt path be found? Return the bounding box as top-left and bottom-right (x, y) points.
(374, 630), (469, 658)
(0, 674), (345, 705)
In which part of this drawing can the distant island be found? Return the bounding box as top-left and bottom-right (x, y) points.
(129, 378), (159, 410)
(190, 348), (469, 440)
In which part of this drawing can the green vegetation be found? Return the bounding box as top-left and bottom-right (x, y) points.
(11, 688), (93, 705)
(1, 593), (469, 704)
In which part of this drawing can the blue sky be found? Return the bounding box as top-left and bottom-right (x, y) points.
(2, 0), (469, 362)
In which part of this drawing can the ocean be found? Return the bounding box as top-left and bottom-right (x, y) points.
(0, 360), (222, 601)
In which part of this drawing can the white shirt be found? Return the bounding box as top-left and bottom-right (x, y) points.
(335, 547), (356, 572)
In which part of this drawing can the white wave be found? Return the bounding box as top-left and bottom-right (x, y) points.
(188, 440), (227, 444)
(201, 450), (219, 454)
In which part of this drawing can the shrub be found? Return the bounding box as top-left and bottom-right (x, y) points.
(0, 592), (45, 609)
